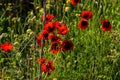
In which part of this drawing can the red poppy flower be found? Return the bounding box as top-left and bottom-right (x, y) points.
(61, 40), (74, 52)
(55, 21), (62, 29)
(39, 30), (49, 40)
(49, 34), (61, 42)
(78, 19), (89, 30)
(50, 42), (61, 54)
(42, 14), (54, 23)
(40, 59), (55, 73)
(0, 43), (13, 52)
(37, 35), (45, 47)
(47, 61), (53, 70)
(38, 58), (46, 64)
(47, 60), (55, 71)
(81, 10), (93, 20)
(58, 26), (69, 35)
(41, 64), (47, 72)
(44, 22), (56, 33)
(47, 60), (53, 66)
(71, 0), (80, 5)
(101, 20), (112, 31)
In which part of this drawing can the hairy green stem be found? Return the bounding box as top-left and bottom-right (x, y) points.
(38, 0), (46, 80)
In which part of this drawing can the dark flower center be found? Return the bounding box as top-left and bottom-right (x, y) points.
(61, 29), (65, 32)
(48, 26), (55, 32)
(74, 0), (79, 2)
(104, 22), (110, 28)
(43, 33), (48, 38)
(52, 37), (58, 42)
(46, 18), (49, 21)
(64, 42), (72, 50)
(81, 21), (88, 27)
(51, 43), (59, 50)
(83, 14), (89, 19)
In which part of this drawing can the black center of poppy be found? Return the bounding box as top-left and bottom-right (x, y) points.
(104, 22), (110, 28)
(53, 43), (57, 48)
(81, 21), (88, 27)
(51, 43), (59, 50)
(46, 18), (49, 21)
(52, 37), (57, 42)
(48, 26), (55, 32)
(64, 42), (72, 50)
(43, 33), (48, 38)
(74, 0), (79, 2)
(83, 14), (89, 19)
(61, 29), (65, 32)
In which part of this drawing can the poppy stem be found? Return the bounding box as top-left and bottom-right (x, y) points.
(43, 72), (48, 80)
(38, 0), (46, 80)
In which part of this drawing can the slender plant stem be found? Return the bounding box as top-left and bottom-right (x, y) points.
(43, 73), (48, 80)
(38, 0), (46, 80)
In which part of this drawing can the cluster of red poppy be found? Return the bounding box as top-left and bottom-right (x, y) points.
(77, 10), (112, 31)
(78, 10), (93, 30)
(37, 1), (112, 76)
(38, 58), (55, 74)
(0, 43), (13, 52)
(71, 0), (112, 31)
(37, 14), (74, 54)
(37, 14), (74, 75)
